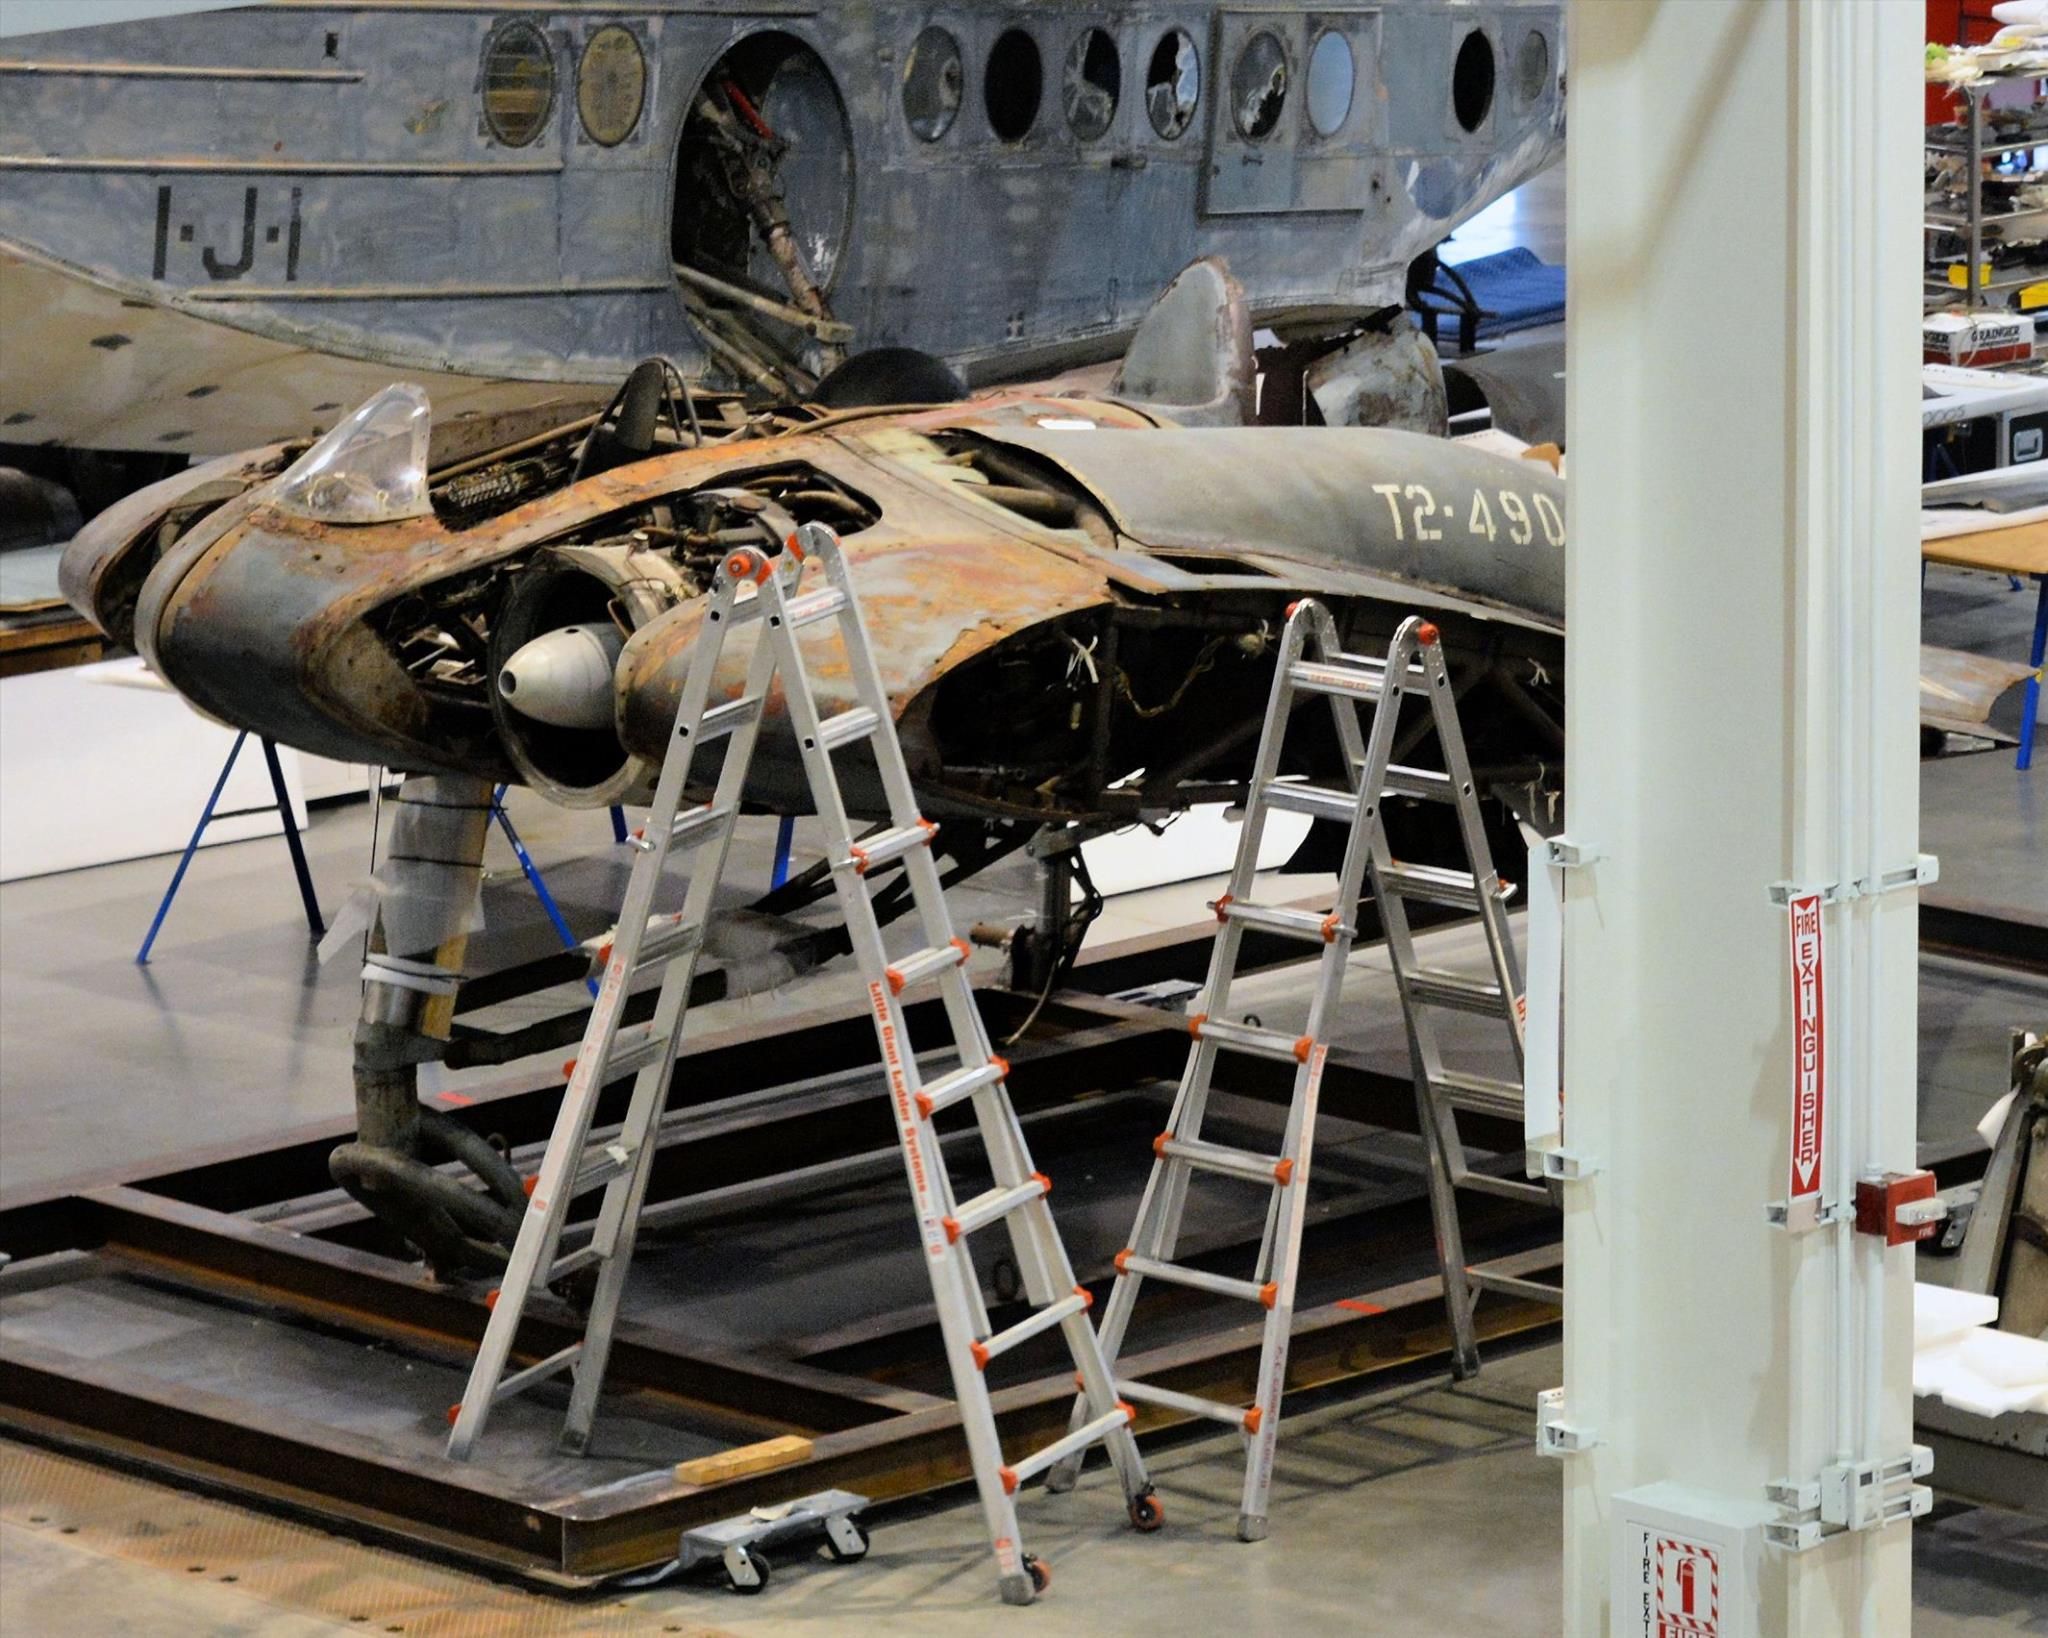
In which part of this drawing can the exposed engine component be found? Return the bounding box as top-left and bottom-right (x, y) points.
(498, 622), (624, 730)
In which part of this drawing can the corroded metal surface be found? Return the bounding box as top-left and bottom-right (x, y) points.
(77, 390), (1573, 821)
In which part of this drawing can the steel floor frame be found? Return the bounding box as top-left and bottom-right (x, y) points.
(0, 894), (2028, 1586)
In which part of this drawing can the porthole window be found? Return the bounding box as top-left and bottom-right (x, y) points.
(1145, 29), (1200, 140)
(1452, 29), (1495, 133)
(1229, 30), (1288, 142)
(1514, 29), (1550, 105)
(1062, 27), (1120, 141)
(985, 28), (1043, 142)
(481, 20), (555, 147)
(903, 26), (963, 141)
(1305, 30), (1353, 136)
(576, 25), (645, 147)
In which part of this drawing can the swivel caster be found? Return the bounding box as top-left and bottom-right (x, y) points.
(722, 1544), (771, 1594)
(1128, 1489), (1165, 1532)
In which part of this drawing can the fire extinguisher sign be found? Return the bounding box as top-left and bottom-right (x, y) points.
(1786, 892), (1826, 1209)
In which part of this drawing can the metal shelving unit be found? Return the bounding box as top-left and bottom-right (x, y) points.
(1926, 68), (2048, 315)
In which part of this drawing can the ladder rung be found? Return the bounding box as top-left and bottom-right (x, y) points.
(1382, 763), (1454, 801)
(697, 693), (764, 741)
(1287, 659), (1383, 702)
(914, 1056), (1009, 1120)
(579, 1023), (665, 1084)
(1112, 1250), (1274, 1308)
(1216, 897), (1342, 945)
(1467, 1264), (1563, 1305)
(1118, 1378), (1250, 1429)
(549, 1244), (602, 1282)
(944, 1176), (1049, 1243)
(1379, 861), (1484, 909)
(491, 1343), (580, 1404)
(1460, 1173), (1552, 1206)
(817, 705), (878, 751)
(1405, 968), (1506, 1015)
(785, 586), (847, 628)
(1155, 1132), (1293, 1187)
(662, 801), (732, 853)
(631, 915), (703, 976)
(1001, 1405), (1134, 1495)
(843, 819), (936, 876)
(885, 938), (970, 996)
(972, 1290), (1091, 1369)
(1189, 1014), (1314, 1065)
(568, 1142), (634, 1196)
(1432, 1067), (1524, 1119)
(1260, 781), (1358, 824)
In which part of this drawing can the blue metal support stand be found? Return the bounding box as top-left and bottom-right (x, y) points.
(137, 731), (324, 964)
(611, 805), (629, 844)
(771, 814), (796, 889)
(2020, 573), (2046, 774)
(491, 785), (600, 995)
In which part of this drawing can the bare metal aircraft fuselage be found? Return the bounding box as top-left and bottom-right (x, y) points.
(0, 1), (1564, 453)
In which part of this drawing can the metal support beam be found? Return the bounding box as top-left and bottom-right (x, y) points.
(1566, 2), (1921, 1632)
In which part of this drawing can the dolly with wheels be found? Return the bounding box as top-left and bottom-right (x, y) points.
(675, 1489), (870, 1594)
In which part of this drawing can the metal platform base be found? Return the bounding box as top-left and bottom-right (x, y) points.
(0, 977), (1561, 1586)
(0, 894), (2023, 1587)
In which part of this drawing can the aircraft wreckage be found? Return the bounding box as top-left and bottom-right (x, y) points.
(59, 260), (1569, 1269)
(57, 264), (2011, 1272)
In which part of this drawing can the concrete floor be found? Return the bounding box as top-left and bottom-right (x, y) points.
(3, 1341), (2042, 1636)
(4, 161), (2045, 1633)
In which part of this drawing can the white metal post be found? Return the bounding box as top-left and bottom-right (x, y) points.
(1564, 3), (1922, 1635)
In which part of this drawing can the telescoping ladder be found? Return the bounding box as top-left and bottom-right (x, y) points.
(445, 523), (1158, 1604)
(1047, 600), (1531, 1538)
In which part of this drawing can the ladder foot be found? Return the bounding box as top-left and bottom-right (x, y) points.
(1000, 1561), (1045, 1605)
(557, 1425), (592, 1457)
(1041, 1457), (1081, 1494)
(1450, 1345), (1483, 1381)
(1236, 1512), (1269, 1543)
(1128, 1488), (1165, 1532)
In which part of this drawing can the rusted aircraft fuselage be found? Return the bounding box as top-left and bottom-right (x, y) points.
(66, 391), (1568, 824)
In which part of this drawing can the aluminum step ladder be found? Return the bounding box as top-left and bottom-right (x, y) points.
(1368, 640), (1551, 1384)
(446, 523), (1157, 1605)
(1046, 601), (1532, 1538)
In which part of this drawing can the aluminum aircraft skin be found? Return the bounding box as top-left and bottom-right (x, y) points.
(0, 1), (1566, 454)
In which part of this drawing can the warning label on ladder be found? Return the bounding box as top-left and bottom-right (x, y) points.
(1786, 893), (1826, 1204)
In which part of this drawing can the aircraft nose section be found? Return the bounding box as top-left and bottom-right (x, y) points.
(497, 622), (625, 730)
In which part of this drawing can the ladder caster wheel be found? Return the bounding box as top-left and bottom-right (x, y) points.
(1024, 1554), (1051, 1597)
(1128, 1490), (1165, 1533)
(823, 1521), (869, 1562)
(723, 1545), (771, 1594)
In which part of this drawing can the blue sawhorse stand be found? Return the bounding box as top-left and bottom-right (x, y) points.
(137, 732), (324, 963)
(2020, 573), (2046, 774)
(490, 785), (628, 997)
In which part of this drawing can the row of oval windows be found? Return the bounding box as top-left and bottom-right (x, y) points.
(476, 20), (1550, 153)
(908, 23), (1551, 147)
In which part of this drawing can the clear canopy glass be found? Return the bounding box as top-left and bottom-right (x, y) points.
(275, 384), (433, 525)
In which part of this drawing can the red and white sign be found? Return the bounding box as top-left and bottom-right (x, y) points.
(1786, 893), (1826, 1203)
(1655, 1537), (1721, 1638)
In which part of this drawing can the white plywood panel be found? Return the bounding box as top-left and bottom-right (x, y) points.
(0, 656), (306, 881)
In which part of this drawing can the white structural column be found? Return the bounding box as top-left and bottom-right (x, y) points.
(1564, 3), (1922, 1635)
